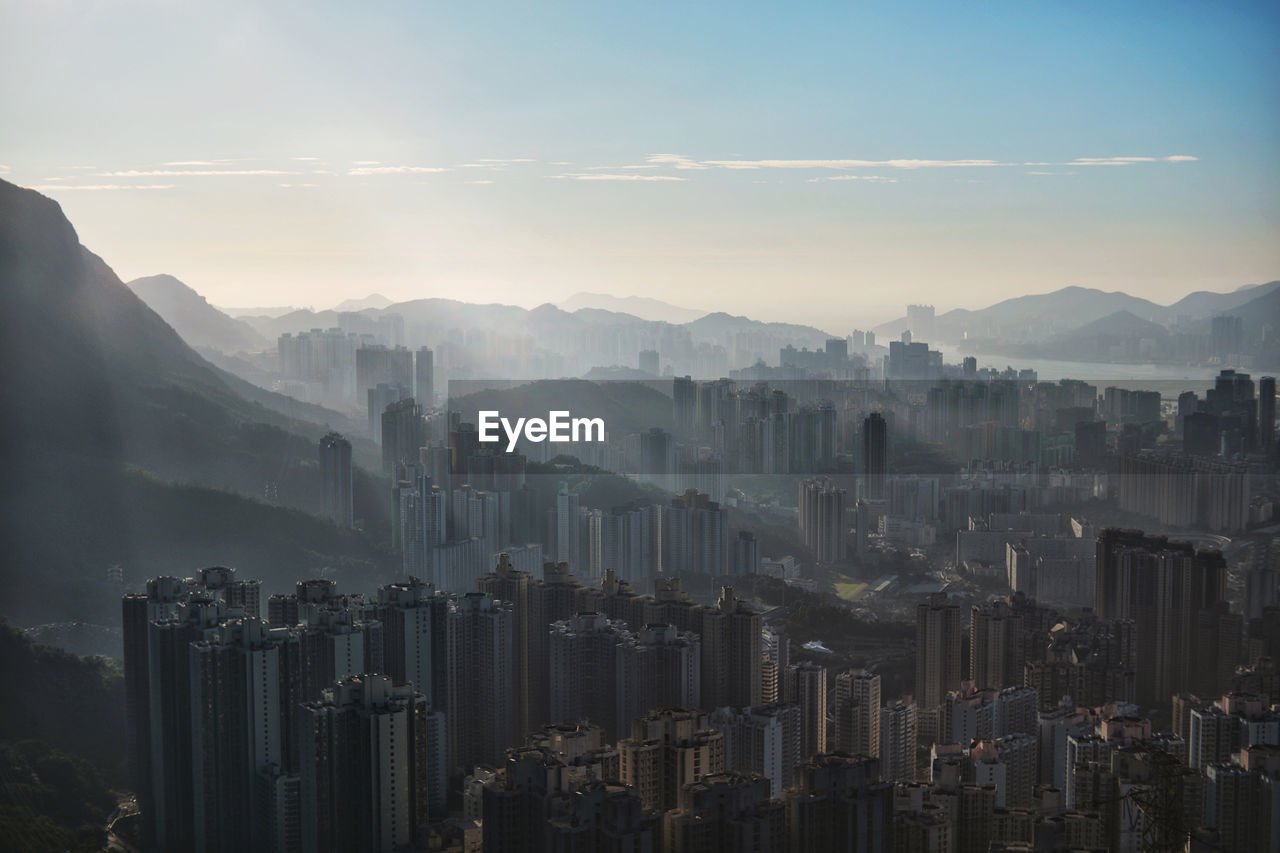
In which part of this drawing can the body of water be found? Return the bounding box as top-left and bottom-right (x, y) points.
(933, 345), (1224, 395)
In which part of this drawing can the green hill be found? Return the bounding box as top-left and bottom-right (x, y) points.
(0, 619), (124, 851)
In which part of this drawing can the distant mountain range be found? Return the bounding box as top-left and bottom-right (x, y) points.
(219, 293), (393, 318)
(983, 309), (1169, 361)
(0, 179), (395, 627)
(148, 285), (719, 357)
(144, 276), (1280, 373)
(332, 293), (394, 312)
(226, 297), (839, 356)
(873, 282), (1280, 343)
(556, 291), (708, 324)
(220, 303), (301, 318)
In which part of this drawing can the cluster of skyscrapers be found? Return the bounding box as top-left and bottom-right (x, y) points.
(249, 309), (1280, 851)
(130, 557), (880, 851)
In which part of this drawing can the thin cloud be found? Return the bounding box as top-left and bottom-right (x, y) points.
(1072, 157), (1157, 166)
(291, 156), (323, 162)
(809, 175), (898, 183)
(645, 154), (708, 170)
(352, 160), (381, 166)
(549, 173), (686, 182)
(468, 179), (495, 184)
(347, 165), (449, 175)
(461, 159), (533, 169)
(704, 158), (1007, 170)
(278, 183), (319, 188)
(1070, 155), (1198, 166)
(636, 153), (1196, 172)
(96, 169), (301, 177)
(32, 184), (176, 191)
(0, 165), (11, 173)
(163, 160), (237, 166)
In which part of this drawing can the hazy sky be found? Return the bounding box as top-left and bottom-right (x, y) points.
(3, 0), (1278, 328)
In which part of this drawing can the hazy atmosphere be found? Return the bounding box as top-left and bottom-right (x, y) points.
(4, 0), (1279, 326)
(4, 2), (1280, 851)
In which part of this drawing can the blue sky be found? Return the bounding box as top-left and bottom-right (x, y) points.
(2, 0), (1277, 327)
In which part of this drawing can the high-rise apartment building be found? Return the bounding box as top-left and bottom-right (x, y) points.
(381, 397), (425, 474)
(863, 412), (888, 500)
(1260, 376), (1276, 457)
(673, 375), (697, 432)
(318, 432), (354, 528)
(480, 746), (656, 853)
(661, 488), (727, 575)
(1117, 451), (1251, 532)
(915, 593), (963, 710)
(619, 708), (725, 813)
(663, 772), (786, 853)
(786, 754), (894, 853)
(376, 578), (449, 815)
(415, 346), (434, 408)
(597, 501), (659, 582)
(1095, 528), (1229, 704)
(732, 530), (760, 576)
(880, 699), (918, 783)
(447, 593), (516, 773)
(786, 661), (828, 760)
(618, 623), (702, 723)
(710, 703), (802, 799)
(554, 485), (581, 571)
(475, 554), (534, 739)
(548, 611), (633, 741)
(799, 477), (847, 565)
(126, 573), (288, 851)
(834, 669), (881, 759)
(191, 617), (302, 853)
(367, 383), (408, 445)
(525, 562), (591, 730)
(640, 427), (674, 478)
(356, 344), (413, 400)
(698, 585), (762, 709)
(969, 599), (1028, 692)
(299, 674), (431, 853)
(761, 624), (790, 706)
(907, 304), (936, 344)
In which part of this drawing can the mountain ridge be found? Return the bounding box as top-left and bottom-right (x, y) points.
(0, 178), (395, 627)
(557, 291), (708, 324)
(873, 281), (1280, 342)
(128, 273), (268, 353)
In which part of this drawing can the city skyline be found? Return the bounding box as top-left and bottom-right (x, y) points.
(3, 173), (1279, 848)
(3, 0), (1278, 327)
(4, 1), (1280, 848)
